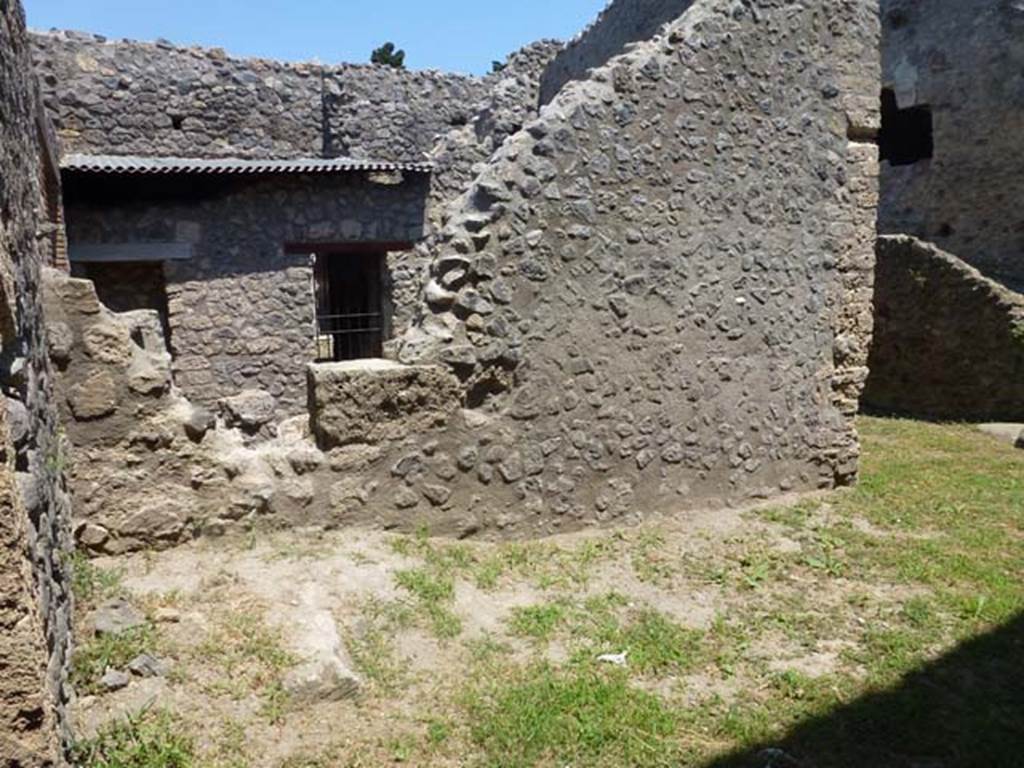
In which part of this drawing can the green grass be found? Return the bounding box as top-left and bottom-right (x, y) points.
(69, 552), (123, 604)
(465, 664), (680, 768)
(72, 624), (157, 695)
(394, 566), (463, 638)
(71, 709), (193, 768)
(507, 601), (570, 641)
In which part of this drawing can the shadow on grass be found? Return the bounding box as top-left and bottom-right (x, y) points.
(704, 612), (1024, 768)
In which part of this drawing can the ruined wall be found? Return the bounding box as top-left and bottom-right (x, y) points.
(879, 0), (1024, 285)
(381, 0), (881, 533)
(429, 41), (563, 221)
(44, 0), (882, 555)
(64, 172), (429, 413)
(864, 236), (1024, 420)
(31, 30), (489, 164)
(31, 30), (322, 160)
(538, 0), (694, 105)
(0, 2), (73, 762)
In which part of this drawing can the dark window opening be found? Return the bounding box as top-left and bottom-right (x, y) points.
(879, 88), (934, 166)
(312, 250), (387, 361)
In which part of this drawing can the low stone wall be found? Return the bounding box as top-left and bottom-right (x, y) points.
(1, 1), (73, 762)
(538, 0), (694, 105)
(864, 236), (1024, 420)
(64, 171), (430, 413)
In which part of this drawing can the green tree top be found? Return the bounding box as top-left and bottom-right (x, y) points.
(371, 42), (406, 69)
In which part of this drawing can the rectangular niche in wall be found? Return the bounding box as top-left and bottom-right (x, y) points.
(309, 247), (388, 362)
(879, 87), (934, 166)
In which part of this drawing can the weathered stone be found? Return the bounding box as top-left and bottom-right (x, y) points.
(128, 653), (170, 678)
(394, 486), (420, 509)
(288, 445), (325, 475)
(221, 389), (276, 432)
(182, 406), (216, 442)
(423, 483), (452, 506)
(6, 398), (29, 447)
(279, 584), (361, 704)
(309, 360), (461, 450)
(91, 599), (145, 636)
(67, 371), (119, 420)
(99, 667), (131, 692)
(82, 320), (133, 365)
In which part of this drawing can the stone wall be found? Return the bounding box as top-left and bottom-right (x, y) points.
(429, 41), (563, 222)
(322, 65), (490, 163)
(386, 0), (881, 533)
(863, 236), (1024, 420)
(0, 1), (73, 763)
(31, 30), (490, 163)
(64, 171), (430, 413)
(879, 0), (1024, 285)
(42, 0), (882, 555)
(538, 0), (694, 105)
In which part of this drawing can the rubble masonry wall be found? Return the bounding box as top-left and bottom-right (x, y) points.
(879, 0), (1024, 285)
(0, 0), (73, 762)
(64, 172), (430, 413)
(864, 236), (1024, 420)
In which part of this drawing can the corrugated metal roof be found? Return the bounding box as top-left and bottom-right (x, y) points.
(60, 154), (433, 175)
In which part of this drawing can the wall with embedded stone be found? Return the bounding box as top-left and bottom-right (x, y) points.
(41, 0), (882, 556)
(538, 0), (694, 105)
(1, 0), (73, 762)
(30, 30), (490, 163)
(63, 171), (430, 413)
(864, 236), (1024, 420)
(879, 0), (1024, 286)
(381, 0), (880, 534)
(429, 41), (563, 221)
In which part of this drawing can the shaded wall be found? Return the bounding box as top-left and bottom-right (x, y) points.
(879, 0), (1024, 285)
(64, 172), (429, 413)
(0, 1), (73, 762)
(864, 236), (1024, 420)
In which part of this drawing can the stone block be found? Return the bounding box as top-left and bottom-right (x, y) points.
(308, 359), (461, 450)
(67, 370), (119, 420)
(221, 389), (276, 432)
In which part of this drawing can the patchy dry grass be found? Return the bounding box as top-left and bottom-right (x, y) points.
(191, 606), (297, 721)
(71, 709), (193, 767)
(73, 418), (1024, 768)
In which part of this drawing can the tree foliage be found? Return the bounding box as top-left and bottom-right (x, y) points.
(371, 42), (406, 69)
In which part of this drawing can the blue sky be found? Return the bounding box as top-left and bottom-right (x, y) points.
(23, 1), (608, 75)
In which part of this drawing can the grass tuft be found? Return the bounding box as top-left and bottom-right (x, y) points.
(71, 709), (193, 768)
(465, 663), (680, 768)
